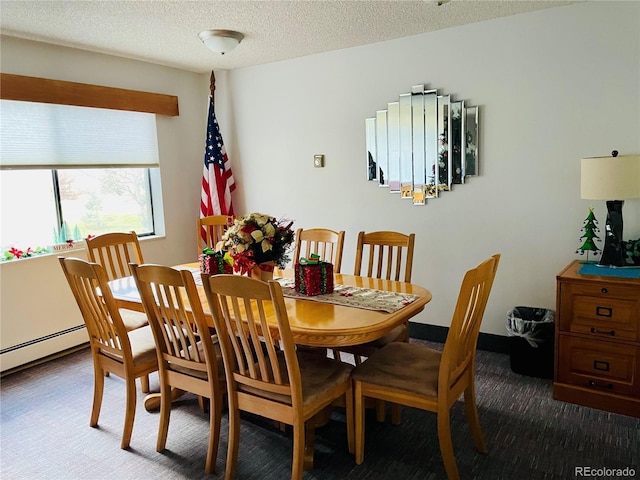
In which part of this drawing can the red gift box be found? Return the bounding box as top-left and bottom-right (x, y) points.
(294, 262), (334, 296)
(199, 253), (233, 275)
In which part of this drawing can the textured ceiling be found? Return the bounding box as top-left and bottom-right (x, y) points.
(0, 0), (577, 73)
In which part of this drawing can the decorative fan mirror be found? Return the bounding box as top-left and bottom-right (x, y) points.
(366, 84), (479, 205)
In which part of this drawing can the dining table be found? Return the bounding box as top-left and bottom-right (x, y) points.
(108, 262), (432, 469)
(109, 262), (432, 348)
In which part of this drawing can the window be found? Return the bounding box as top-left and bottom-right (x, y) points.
(0, 99), (162, 254)
(0, 167), (156, 251)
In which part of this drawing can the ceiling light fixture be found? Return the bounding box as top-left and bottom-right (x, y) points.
(198, 29), (244, 55)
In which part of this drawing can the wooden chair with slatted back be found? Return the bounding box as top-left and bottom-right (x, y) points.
(85, 231), (151, 390)
(202, 274), (354, 480)
(198, 215), (233, 253)
(352, 254), (500, 480)
(338, 230), (416, 361)
(58, 257), (158, 450)
(292, 228), (345, 273)
(131, 264), (226, 474)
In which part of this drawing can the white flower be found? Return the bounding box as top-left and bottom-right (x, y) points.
(251, 230), (264, 242)
(263, 222), (276, 237)
(261, 239), (273, 252)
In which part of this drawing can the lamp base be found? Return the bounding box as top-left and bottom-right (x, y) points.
(598, 200), (626, 267)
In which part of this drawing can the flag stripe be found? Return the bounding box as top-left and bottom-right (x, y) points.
(200, 96), (235, 243)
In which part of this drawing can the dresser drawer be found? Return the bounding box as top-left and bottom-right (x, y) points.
(557, 336), (639, 395)
(558, 283), (640, 341)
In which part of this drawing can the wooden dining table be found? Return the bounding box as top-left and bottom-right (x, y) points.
(109, 262), (433, 348)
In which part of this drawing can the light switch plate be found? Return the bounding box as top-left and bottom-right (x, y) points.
(313, 154), (324, 168)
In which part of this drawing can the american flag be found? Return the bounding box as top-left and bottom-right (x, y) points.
(200, 96), (235, 242)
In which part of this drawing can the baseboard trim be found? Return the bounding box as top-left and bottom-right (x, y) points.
(409, 322), (510, 354)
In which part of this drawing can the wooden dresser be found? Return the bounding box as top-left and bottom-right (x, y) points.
(554, 261), (640, 418)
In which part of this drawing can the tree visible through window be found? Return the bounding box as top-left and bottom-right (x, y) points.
(0, 167), (155, 256)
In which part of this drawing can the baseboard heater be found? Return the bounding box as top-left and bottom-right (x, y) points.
(0, 324), (86, 355)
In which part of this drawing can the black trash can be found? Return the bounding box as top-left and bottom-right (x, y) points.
(506, 306), (555, 379)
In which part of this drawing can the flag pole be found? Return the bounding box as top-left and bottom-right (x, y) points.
(210, 70), (216, 105)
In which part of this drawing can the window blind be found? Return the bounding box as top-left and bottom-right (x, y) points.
(0, 100), (160, 168)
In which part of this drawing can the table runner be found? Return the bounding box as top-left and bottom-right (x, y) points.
(190, 268), (419, 313)
(275, 278), (419, 313)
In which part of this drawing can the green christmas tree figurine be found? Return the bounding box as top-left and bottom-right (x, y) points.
(576, 207), (601, 263)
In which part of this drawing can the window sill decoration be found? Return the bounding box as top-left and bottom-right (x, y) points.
(1, 237), (92, 263)
(365, 84), (480, 205)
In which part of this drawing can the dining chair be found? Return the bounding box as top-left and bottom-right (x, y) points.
(292, 227), (345, 273)
(85, 231), (149, 332)
(337, 230), (416, 362)
(58, 256), (158, 450)
(131, 264), (226, 474)
(198, 214), (232, 253)
(202, 274), (354, 480)
(351, 254), (500, 480)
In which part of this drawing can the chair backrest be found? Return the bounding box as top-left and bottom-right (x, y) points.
(59, 256), (132, 362)
(353, 231), (415, 283)
(85, 231), (144, 281)
(202, 274), (303, 408)
(292, 228), (345, 273)
(440, 254), (500, 393)
(198, 215), (233, 253)
(131, 264), (219, 383)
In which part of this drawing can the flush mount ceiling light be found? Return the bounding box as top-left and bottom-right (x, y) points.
(198, 29), (244, 55)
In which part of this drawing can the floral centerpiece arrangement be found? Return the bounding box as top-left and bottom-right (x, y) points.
(216, 212), (295, 277)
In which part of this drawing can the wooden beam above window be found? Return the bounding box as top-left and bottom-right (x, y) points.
(0, 73), (179, 116)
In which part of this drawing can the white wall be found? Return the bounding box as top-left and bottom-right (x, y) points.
(226, 1), (640, 335)
(1, 1), (639, 370)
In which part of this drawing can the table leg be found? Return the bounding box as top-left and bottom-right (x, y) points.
(143, 388), (185, 412)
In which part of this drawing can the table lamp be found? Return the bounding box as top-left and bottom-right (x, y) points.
(581, 150), (640, 267)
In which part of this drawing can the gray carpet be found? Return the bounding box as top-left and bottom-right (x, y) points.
(1, 341), (638, 479)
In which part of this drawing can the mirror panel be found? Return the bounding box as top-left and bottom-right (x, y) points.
(387, 101), (400, 193)
(411, 87), (426, 205)
(450, 100), (464, 185)
(465, 106), (479, 177)
(437, 94), (450, 192)
(376, 110), (388, 186)
(424, 90), (438, 198)
(365, 117), (377, 181)
(399, 93), (413, 199)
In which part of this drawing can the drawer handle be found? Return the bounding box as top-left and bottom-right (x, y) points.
(600, 287), (608, 294)
(588, 380), (613, 390)
(590, 327), (616, 336)
(595, 306), (612, 317)
(593, 360), (610, 372)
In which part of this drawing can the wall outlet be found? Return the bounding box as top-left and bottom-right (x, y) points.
(313, 154), (324, 168)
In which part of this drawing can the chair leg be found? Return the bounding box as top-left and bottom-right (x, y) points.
(121, 375), (137, 449)
(354, 381), (365, 465)
(391, 403), (402, 425)
(204, 393), (222, 474)
(156, 382), (172, 452)
(90, 362), (105, 427)
(464, 384), (487, 453)
(437, 407), (459, 480)
(292, 420), (305, 480)
(304, 420), (316, 471)
(225, 397), (240, 480)
(344, 385), (355, 455)
(140, 374), (150, 393)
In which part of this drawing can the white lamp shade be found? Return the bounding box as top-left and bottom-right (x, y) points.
(581, 154), (640, 200)
(198, 29), (244, 55)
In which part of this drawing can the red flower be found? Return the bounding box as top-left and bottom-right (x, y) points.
(9, 247), (23, 259)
